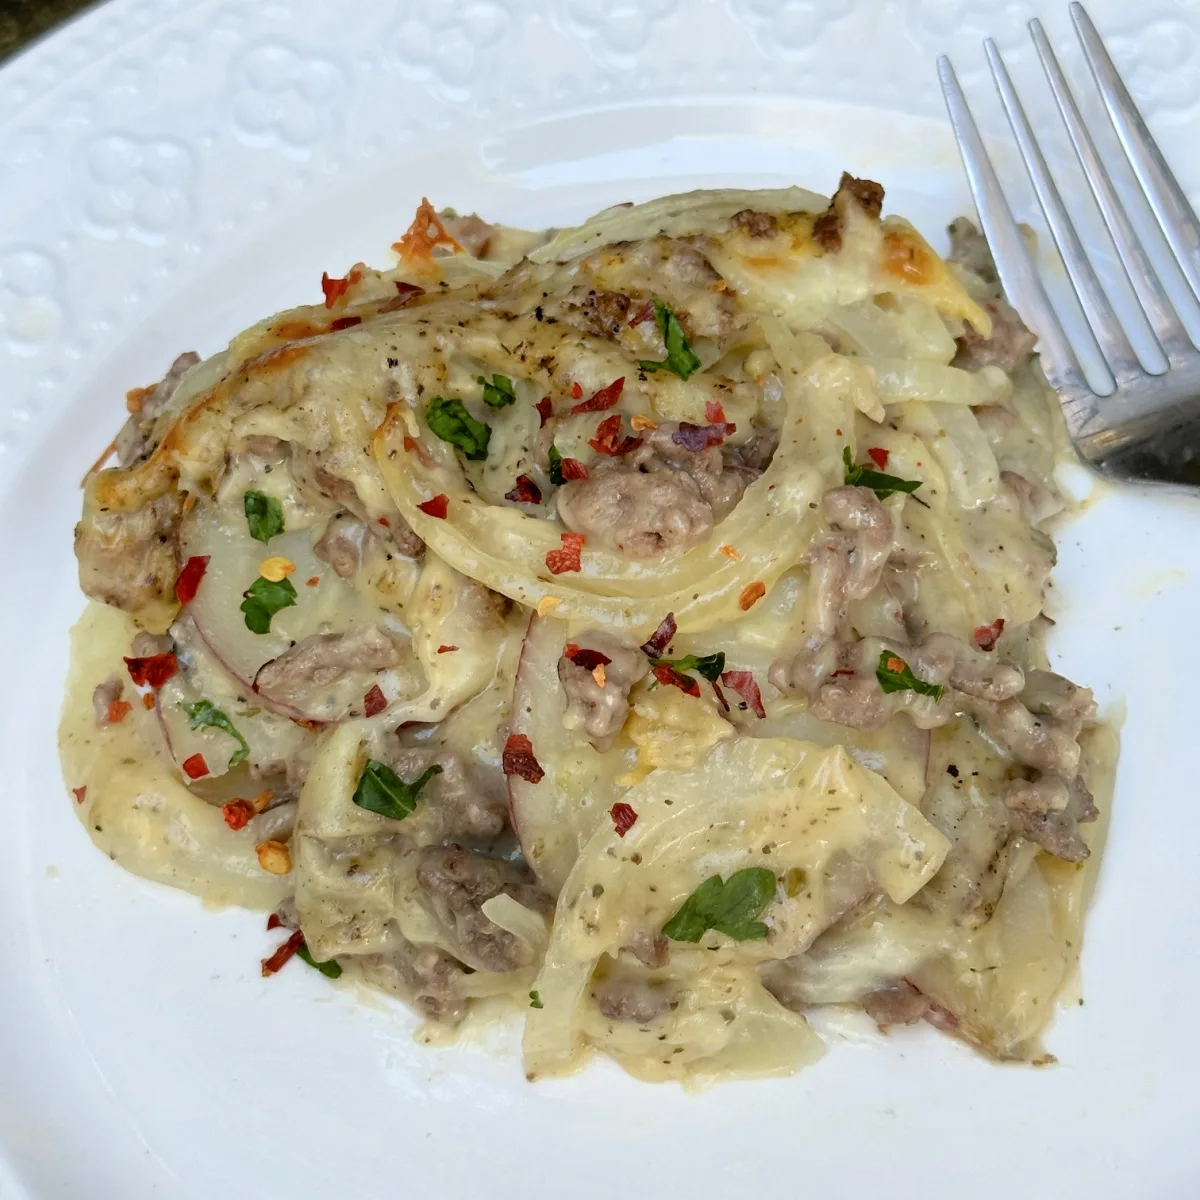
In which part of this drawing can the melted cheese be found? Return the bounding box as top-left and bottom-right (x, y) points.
(60, 604), (290, 909)
(62, 183), (1117, 1087)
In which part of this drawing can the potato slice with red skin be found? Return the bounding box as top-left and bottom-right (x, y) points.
(180, 500), (418, 722)
(508, 613), (637, 892)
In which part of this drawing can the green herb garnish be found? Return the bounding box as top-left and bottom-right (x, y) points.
(661, 868), (777, 943)
(182, 700), (250, 767)
(548, 444), (565, 486)
(529, 990), (543, 1009)
(352, 758), (442, 822)
(477, 373), (516, 409)
(425, 396), (491, 461)
(842, 446), (922, 500)
(638, 299), (701, 381)
(649, 651), (726, 683)
(876, 650), (945, 702)
(297, 944), (343, 979)
(244, 491), (285, 543)
(240, 575), (297, 634)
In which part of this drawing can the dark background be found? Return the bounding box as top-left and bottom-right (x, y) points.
(1, 0), (96, 60)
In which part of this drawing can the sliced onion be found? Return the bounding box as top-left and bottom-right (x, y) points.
(373, 325), (834, 639)
(523, 735), (950, 1079)
(865, 358), (1009, 407)
(895, 401), (1000, 508)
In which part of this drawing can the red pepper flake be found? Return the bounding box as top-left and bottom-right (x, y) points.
(402, 435), (434, 467)
(266, 912), (284, 931)
(867, 447), (890, 469)
(652, 662), (701, 697)
(705, 399), (727, 425)
(107, 698), (132, 725)
(306, 576), (319, 587)
(503, 733), (544, 784)
(831, 668), (856, 678)
(72, 786), (87, 804)
(124, 653), (178, 689)
(261, 930), (305, 977)
(142, 693), (156, 710)
(181, 753), (209, 780)
(570, 381), (584, 400)
(330, 315), (362, 331)
(417, 494), (449, 518)
(973, 618), (1005, 652)
(545, 531), (585, 575)
(571, 376), (624, 414)
(392, 198), (462, 260)
(564, 644), (612, 672)
(125, 384), (151, 413)
(222, 799), (255, 831)
(589, 413), (642, 456)
(640, 612), (677, 657)
(505, 474), (543, 505)
(561, 457), (589, 481)
(363, 684), (387, 717)
(630, 299), (654, 326)
(711, 679), (730, 712)
(436, 644), (458, 654)
(175, 555), (210, 605)
(610, 802), (638, 837)
(738, 581), (767, 611)
(292, 717), (325, 733)
(320, 271), (350, 308)
(535, 396), (553, 426)
(720, 670), (766, 719)
(377, 516), (390, 527)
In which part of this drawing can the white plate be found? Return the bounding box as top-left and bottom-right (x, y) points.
(3, 1), (1200, 1196)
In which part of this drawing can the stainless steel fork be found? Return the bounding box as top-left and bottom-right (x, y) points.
(939, 3), (1200, 487)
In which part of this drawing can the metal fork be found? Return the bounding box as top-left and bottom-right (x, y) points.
(939, 3), (1200, 487)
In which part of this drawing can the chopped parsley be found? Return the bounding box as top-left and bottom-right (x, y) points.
(244, 491), (285, 543)
(240, 575), (297, 634)
(182, 700), (250, 768)
(297, 944), (343, 979)
(529, 990), (544, 1009)
(638, 299), (701, 381)
(548, 444), (565, 486)
(876, 650), (945, 702)
(477, 373), (516, 409)
(649, 651), (726, 683)
(351, 758), (442, 822)
(842, 446), (922, 499)
(662, 868), (777, 943)
(425, 396), (491, 461)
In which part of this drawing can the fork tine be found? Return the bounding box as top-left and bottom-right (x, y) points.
(1071, 2), (1200, 307)
(985, 39), (1132, 389)
(937, 56), (1087, 395)
(1030, 19), (1187, 369)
